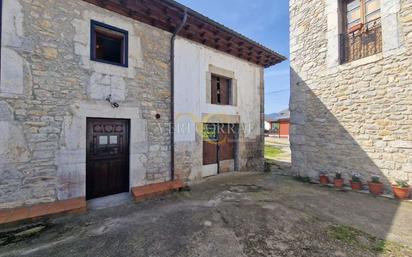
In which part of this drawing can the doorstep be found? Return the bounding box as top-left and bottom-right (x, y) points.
(0, 197), (87, 226)
(131, 180), (185, 202)
(87, 193), (133, 210)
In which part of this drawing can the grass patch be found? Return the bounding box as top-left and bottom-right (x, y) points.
(328, 225), (412, 256)
(264, 145), (283, 160)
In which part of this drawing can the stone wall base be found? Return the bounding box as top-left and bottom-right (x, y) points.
(0, 197), (86, 226)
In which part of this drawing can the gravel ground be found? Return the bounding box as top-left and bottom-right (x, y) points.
(1, 171), (411, 257)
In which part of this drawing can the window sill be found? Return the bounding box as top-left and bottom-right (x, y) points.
(328, 53), (383, 74)
(91, 58), (129, 68)
(210, 103), (234, 107)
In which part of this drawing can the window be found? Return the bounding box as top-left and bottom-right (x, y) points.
(345, 0), (380, 32)
(91, 20), (128, 67)
(340, 0), (382, 63)
(211, 75), (231, 105)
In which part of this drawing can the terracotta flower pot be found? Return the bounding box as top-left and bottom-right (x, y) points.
(350, 181), (362, 191)
(392, 186), (410, 200)
(368, 182), (384, 195)
(319, 175), (329, 185)
(334, 178), (344, 189)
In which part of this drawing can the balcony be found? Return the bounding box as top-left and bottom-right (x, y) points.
(340, 18), (382, 64)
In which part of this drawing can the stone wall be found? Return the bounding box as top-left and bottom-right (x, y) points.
(290, 0), (412, 190)
(0, 0), (172, 208)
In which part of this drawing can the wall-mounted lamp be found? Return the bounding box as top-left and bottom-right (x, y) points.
(106, 95), (119, 108)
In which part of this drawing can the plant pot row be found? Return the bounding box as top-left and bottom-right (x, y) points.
(319, 175), (411, 200)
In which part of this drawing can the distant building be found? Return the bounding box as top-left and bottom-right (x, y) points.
(265, 109), (290, 138)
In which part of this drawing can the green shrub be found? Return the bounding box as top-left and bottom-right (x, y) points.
(352, 174), (361, 183)
(394, 180), (409, 188)
(371, 175), (381, 183)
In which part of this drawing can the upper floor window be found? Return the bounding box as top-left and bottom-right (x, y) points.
(211, 75), (231, 105)
(91, 20), (128, 67)
(340, 0), (382, 64)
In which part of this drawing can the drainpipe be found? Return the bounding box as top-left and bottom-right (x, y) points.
(170, 8), (188, 181)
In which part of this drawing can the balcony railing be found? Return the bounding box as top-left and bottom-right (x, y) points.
(340, 18), (382, 64)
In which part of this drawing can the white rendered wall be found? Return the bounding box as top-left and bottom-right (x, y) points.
(174, 38), (263, 179)
(174, 37), (262, 143)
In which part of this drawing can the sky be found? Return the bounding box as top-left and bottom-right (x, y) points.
(176, 0), (290, 114)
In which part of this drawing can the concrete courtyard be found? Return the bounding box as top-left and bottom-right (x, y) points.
(1, 169), (412, 257)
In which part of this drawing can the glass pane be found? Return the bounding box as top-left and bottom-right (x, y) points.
(347, 0), (360, 11)
(365, 0), (380, 16)
(109, 136), (118, 144)
(99, 136), (108, 145)
(366, 11), (380, 23)
(94, 25), (125, 65)
(96, 33), (123, 64)
(347, 8), (361, 25)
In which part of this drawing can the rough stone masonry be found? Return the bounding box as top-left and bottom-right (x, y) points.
(0, 0), (268, 211)
(290, 0), (412, 190)
(0, 0), (173, 209)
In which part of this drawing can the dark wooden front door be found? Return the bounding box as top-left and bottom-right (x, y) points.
(203, 123), (236, 167)
(86, 118), (130, 200)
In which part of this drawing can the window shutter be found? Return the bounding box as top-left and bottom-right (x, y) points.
(211, 75), (218, 105)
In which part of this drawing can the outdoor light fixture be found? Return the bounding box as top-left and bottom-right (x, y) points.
(106, 95), (120, 108)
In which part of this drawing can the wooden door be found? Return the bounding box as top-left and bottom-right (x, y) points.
(203, 124), (218, 165)
(203, 123), (235, 166)
(86, 118), (130, 200)
(219, 124), (235, 161)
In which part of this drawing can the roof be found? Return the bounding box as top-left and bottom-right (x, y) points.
(266, 109), (290, 122)
(82, 0), (286, 68)
(265, 113), (280, 122)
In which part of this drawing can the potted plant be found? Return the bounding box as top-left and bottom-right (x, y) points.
(368, 175), (384, 195)
(319, 172), (329, 185)
(350, 174), (362, 191)
(392, 180), (410, 200)
(334, 172), (344, 189)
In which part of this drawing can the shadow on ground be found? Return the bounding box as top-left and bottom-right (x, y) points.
(1, 171), (411, 257)
(289, 69), (407, 251)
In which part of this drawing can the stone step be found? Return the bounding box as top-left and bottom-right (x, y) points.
(131, 180), (185, 202)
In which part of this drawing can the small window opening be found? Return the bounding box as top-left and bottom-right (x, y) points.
(91, 20), (128, 67)
(211, 75), (231, 105)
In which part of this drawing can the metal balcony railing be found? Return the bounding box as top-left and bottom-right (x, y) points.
(340, 18), (382, 64)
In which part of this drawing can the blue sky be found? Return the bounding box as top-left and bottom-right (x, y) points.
(176, 0), (290, 114)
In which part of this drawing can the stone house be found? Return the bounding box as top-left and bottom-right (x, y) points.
(290, 0), (412, 191)
(0, 0), (284, 224)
